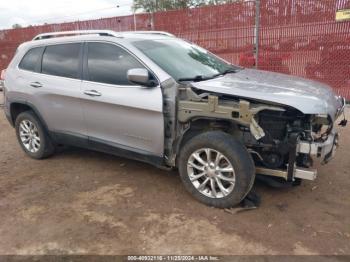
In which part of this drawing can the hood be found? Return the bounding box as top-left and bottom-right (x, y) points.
(192, 69), (343, 120)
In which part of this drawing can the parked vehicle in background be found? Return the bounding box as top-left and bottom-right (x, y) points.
(2, 30), (347, 208)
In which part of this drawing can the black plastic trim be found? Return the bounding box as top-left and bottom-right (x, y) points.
(50, 130), (165, 168)
(7, 100), (49, 131)
(82, 42), (89, 81)
(5, 111), (13, 127)
(50, 131), (89, 148)
(88, 136), (164, 167)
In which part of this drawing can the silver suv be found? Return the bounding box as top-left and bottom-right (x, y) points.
(2, 30), (347, 208)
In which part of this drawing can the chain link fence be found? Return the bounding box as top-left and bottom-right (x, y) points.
(0, 0), (349, 99)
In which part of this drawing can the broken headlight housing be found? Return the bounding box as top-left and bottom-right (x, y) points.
(311, 114), (332, 141)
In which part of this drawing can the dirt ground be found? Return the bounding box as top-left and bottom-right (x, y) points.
(0, 94), (349, 255)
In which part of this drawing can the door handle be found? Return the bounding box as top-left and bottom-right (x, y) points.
(30, 82), (42, 88)
(84, 90), (102, 97)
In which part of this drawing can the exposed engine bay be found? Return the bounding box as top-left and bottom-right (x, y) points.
(171, 86), (346, 184)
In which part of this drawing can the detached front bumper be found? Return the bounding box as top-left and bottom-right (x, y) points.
(297, 129), (339, 165)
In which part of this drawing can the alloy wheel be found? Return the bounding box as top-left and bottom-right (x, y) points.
(19, 120), (41, 153)
(187, 148), (236, 198)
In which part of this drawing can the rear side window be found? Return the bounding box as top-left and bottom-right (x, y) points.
(42, 43), (81, 79)
(87, 43), (144, 85)
(19, 47), (44, 72)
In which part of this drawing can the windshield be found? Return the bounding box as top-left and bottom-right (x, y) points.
(131, 39), (241, 82)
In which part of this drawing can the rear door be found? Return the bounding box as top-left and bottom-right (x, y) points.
(80, 42), (164, 156)
(24, 43), (87, 138)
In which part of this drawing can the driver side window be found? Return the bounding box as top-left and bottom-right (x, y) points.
(87, 42), (145, 86)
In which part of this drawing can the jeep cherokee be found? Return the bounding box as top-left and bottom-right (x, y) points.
(2, 30), (347, 208)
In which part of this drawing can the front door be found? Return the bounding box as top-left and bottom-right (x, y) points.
(80, 42), (164, 156)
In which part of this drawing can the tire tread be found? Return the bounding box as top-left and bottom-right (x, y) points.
(178, 131), (255, 208)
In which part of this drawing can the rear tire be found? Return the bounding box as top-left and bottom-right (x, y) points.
(15, 111), (55, 159)
(178, 131), (255, 208)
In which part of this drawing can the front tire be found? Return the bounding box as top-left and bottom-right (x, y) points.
(178, 131), (255, 208)
(15, 111), (55, 159)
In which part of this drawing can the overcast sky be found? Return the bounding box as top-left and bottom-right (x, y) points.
(0, 0), (134, 30)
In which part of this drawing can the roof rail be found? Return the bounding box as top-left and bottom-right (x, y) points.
(32, 30), (119, 40)
(32, 30), (175, 41)
(121, 31), (175, 37)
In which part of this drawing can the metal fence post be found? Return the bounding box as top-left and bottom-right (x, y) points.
(255, 0), (261, 69)
(150, 11), (155, 30)
(133, 12), (137, 31)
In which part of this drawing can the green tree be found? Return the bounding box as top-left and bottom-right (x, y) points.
(133, 0), (239, 12)
(12, 23), (22, 29)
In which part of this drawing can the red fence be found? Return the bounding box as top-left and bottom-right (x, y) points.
(0, 0), (349, 99)
(259, 0), (350, 99)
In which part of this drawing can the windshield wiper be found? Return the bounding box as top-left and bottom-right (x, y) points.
(178, 68), (240, 82)
(178, 75), (213, 82)
(212, 68), (239, 78)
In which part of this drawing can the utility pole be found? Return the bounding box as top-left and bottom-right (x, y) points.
(151, 0), (157, 30)
(254, 0), (261, 69)
(133, 11), (137, 31)
(116, 5), (121, 31)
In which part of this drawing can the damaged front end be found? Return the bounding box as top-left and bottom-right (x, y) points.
(176, 87), (347, 184)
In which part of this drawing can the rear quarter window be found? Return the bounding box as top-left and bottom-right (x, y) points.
(18, 47), (44, 72)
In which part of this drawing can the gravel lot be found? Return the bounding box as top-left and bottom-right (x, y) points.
(0, 96), (349, 255)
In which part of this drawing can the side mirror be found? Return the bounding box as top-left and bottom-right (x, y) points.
(127, 68), (157, 87)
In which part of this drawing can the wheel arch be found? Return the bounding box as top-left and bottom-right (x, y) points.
(9, 101), (49, 131)
(174, 117), (240, 166)
(177, 129), (256, 208)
